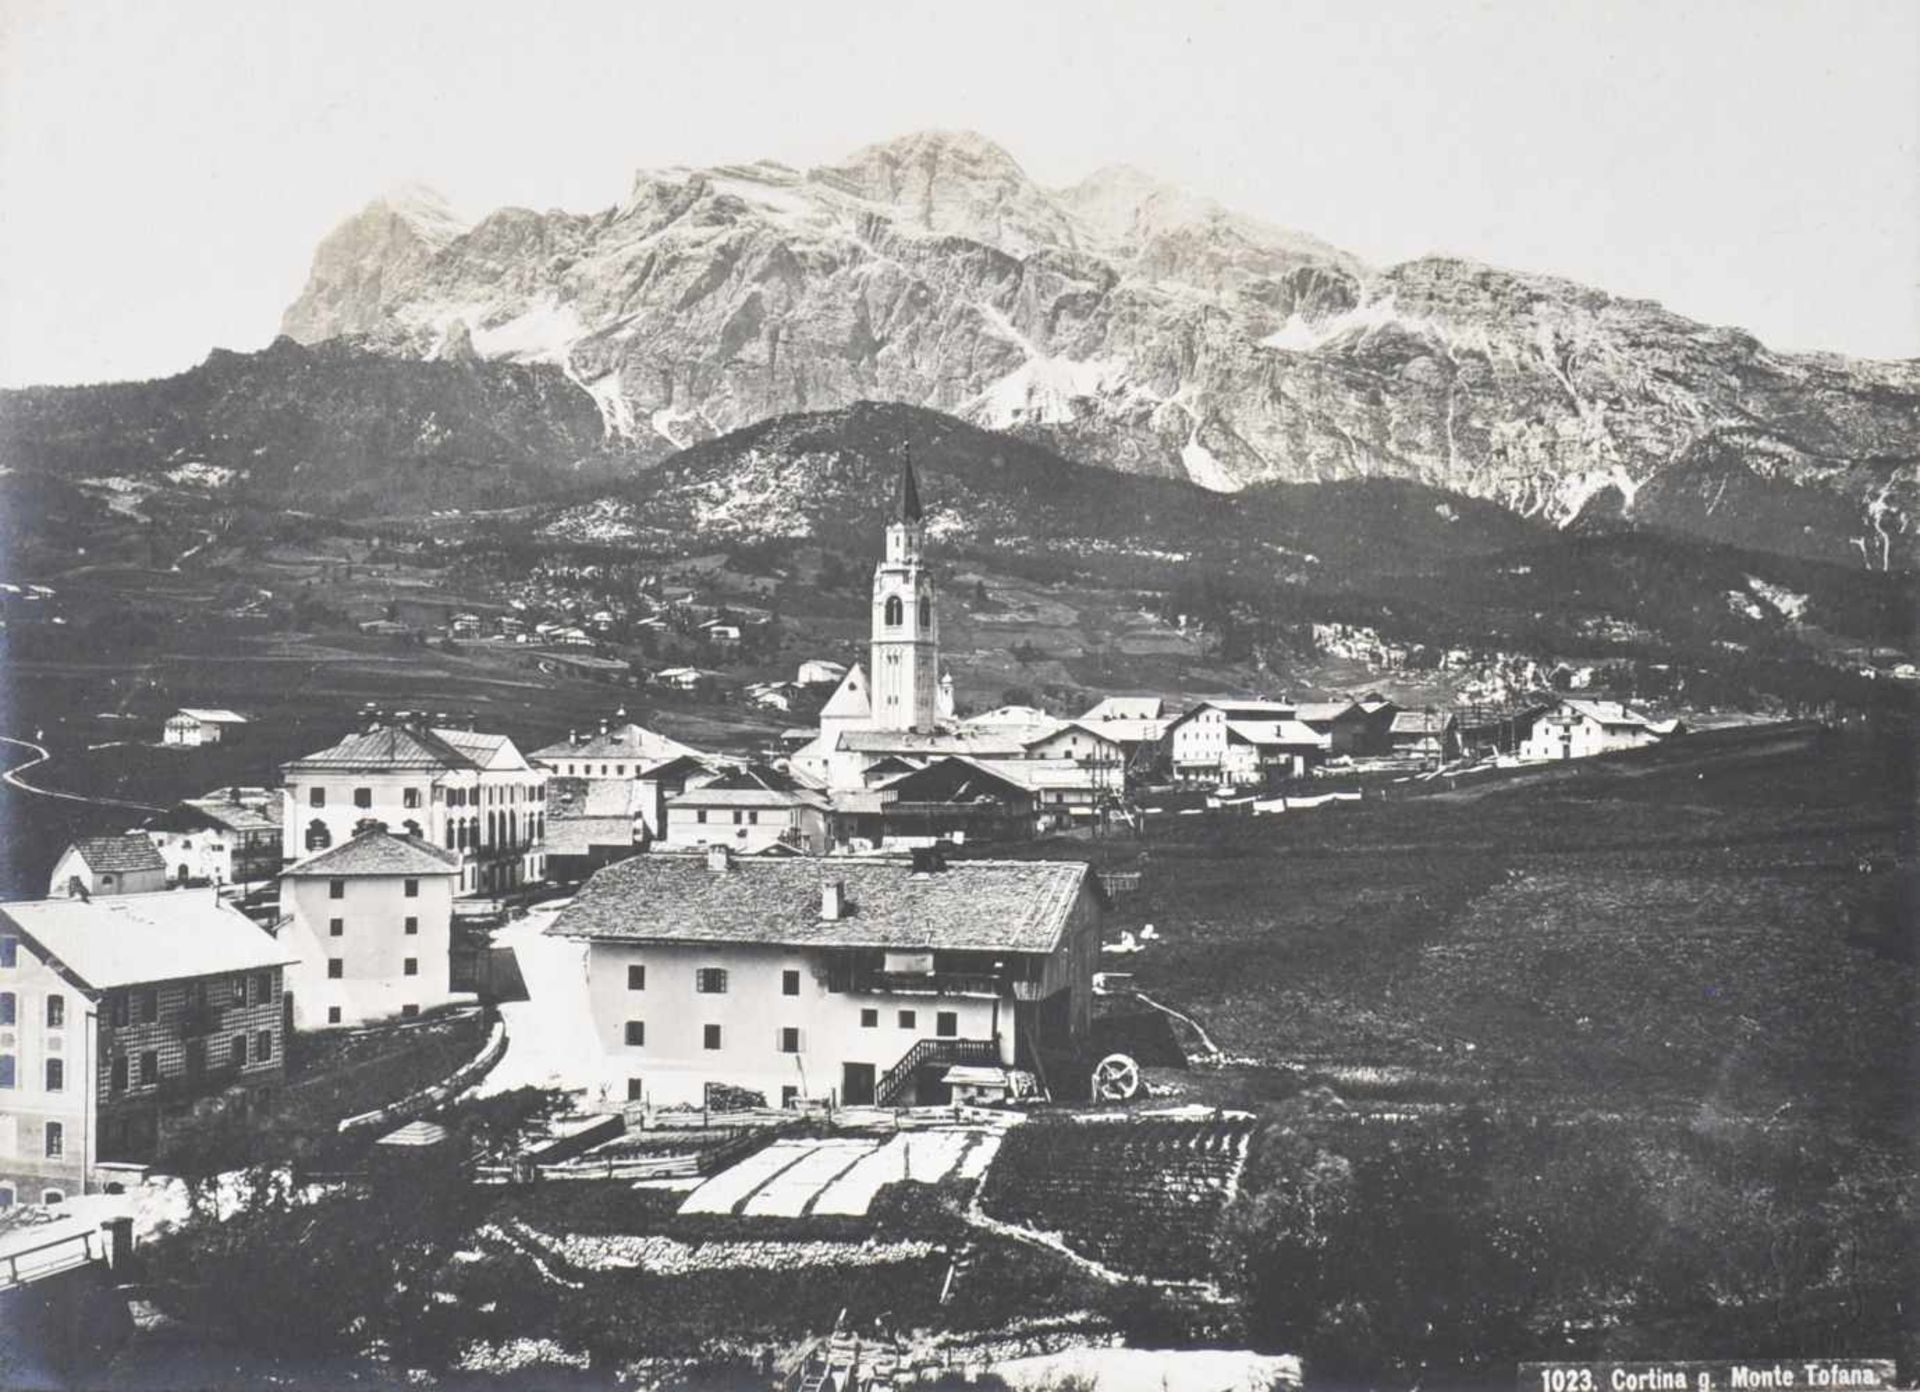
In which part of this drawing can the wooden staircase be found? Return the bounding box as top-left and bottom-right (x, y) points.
(873, 1037), (1001, 1107)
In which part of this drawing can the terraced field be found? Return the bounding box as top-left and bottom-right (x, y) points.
(977, 1115), (1254, 1282)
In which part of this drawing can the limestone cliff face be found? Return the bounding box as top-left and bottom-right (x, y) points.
(281, 132), (1920, 568)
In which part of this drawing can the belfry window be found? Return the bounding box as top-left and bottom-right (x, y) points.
(918, 596), (931, 627)
(884, 595), (903, 627)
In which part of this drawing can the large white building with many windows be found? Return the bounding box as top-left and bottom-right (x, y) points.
(280, 723), (546, 895)
(0, 892), (292, 1207)
(548, 848), (1101, 1108)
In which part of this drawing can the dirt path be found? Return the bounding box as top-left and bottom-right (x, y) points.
(0, 735), (164, 812)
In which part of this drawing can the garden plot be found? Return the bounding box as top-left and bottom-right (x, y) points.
(977, 1116), (1254, 1282)
(681, 1128), (1000, 1218)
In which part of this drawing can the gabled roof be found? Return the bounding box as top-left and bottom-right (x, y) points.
(669, 785), (830, 811)
(431, 728), (533, 772)
(150, 800), (281, 836)
(0, 893), (297, 991)
(283, 830), (460, 878)
(530, 723), (702, 765)
(1554, 699), (1662, 729)
(963, 705), (1054, 729)
(820, 665), (872, 721)
(1389, 710), (1455, 735)
(875, 755), (1034, 801)
(174, 708), (247, 724)
(840, 729), (1031, 757)
(1225, 720), (1327, 749)
(1293, 701), (1363, 725)
(1170, 699), (1297, 732)
(1080, 696), (1165, 722)
(549, 856), (1089, 955)
(65, 836), (166, 876)
(283, 725), (478, 773)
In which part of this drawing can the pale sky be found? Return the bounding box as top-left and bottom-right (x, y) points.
(1, 0), (1915, 387)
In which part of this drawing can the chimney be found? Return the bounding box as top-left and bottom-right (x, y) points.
(820, 879), (846, 921)
(568, 729), (579, 746)
(599, 717), (609, 737)
(706, 844), (734, 873)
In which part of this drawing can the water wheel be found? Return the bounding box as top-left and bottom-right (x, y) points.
(1091, 1052), (1142, 1102)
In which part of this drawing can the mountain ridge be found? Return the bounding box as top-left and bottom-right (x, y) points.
(277, 129), (1920, 569)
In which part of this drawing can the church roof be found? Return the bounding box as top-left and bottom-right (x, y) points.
(820, 664), (873, 721)
(894, 448), (924, 523)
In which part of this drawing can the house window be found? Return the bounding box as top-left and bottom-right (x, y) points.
(695, 968), (728, 994)
(860, 1008), (878, 1028)
(702, 1024), (723, 1051)
(328, 879), (345, 900)
(403, 958), (418, 977)
(732, 809), (744, 825)
(624, 1020), (646, 1047)
(778, 1027), (801, 1054)
(45, 1059), (62, 1092)
(327, 1006), (342, 1025)
(626, 964), (646, 991)
(748, 811), (760, 826)
(0, 1055), (13, 1088)
(353, 788), (372, 809)
(782, 969), (801, 996)
(404, 916), (418, 935)
(0, 992), (12, 1026)
(138, 989), (157, 1024)
(230, 974), (247, 1003)
(897, 1009), (917, 1030)
(231, 1035), (247, 1068)
(696, 810), (708, 824)
(936, 1011), (959, 1039)
(404, 879), (419, 898)
(627, 1078), (644, 1102)
(255, 1030), (272, 1061)
(404, 788), (422, 809)
(0, 938), (12, 968)
(329, 918), (344, 937)
(309, 787), (326, 808)
(401, 1004), (419, 1018)
(306, 820), (331, 851)
(110, 1056), (127, 1092)
(139, 1051), (157, 1085)
(327, 959), (343, 979)
(44, 1122), (62, 1158)
(253, 972), (271, 1004)
(45, 995), (62, 1029)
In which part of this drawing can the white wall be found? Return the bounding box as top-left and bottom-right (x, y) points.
(0, 938), (93, 1203)
(580, 940), (1010, 1108)
(46, 849), (166, 898)
(282, 870), (459, 1029)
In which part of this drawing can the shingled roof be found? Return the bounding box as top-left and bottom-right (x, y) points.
(67, 835), (166, 875)
(283, 725), (478, 773)
(548, 856), (1089, 955)
(283, 830), (460, 878)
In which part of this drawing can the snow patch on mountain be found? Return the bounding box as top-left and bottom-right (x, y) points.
(971, 305), (1130, 428)
(1180, 431), (1239, 493)
(470, 299), (585, 365)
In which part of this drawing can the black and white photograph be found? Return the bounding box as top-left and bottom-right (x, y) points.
(0, 2), (1915, 1388)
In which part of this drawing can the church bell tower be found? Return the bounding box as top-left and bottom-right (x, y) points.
(870, 447), (940, 732)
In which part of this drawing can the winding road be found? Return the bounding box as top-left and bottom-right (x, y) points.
(0, 736), (164, 812)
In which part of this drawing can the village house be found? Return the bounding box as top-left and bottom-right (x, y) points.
(143, 790), (284, 891)
(1165, 701), (1327, 787)
(663, 768), (832, 855)
(161, 708), (248, 747)
(1387, 709), (1461, 763)
(1517, 699), (1680, 762)
(0, 891), (293, 1205)
(1293, 700), (1379, 756)
(278, 831), (463, 1030)
(547, 848), (1101, 1108)
(280, 722), (546, 896)
(843, 757), (1041, 845)
(48, 836), (168, 899)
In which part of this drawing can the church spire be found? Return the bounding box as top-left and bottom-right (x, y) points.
(893, 444), (923, 524)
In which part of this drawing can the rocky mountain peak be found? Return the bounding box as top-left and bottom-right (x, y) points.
(811, 128), (1079, 254)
